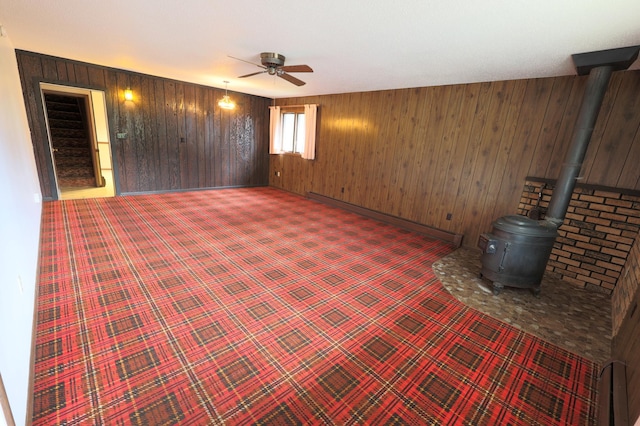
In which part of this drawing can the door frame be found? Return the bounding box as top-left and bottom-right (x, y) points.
(39, 83), (113, 199)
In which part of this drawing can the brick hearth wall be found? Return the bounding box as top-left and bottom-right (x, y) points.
(517, 178), (640, 294)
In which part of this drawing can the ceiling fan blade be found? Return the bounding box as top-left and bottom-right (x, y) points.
(278, 72), (306, 86)
(228, 55), (266, 69)
(280, 64), (313, 73)
(238, 70), (267, 78)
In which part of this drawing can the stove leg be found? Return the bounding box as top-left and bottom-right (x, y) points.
(492, 282), (503, 295)
(531, 287), (541, 297)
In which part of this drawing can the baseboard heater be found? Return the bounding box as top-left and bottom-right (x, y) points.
(306, 192), (463, 247)
(598, 360), (628, 426)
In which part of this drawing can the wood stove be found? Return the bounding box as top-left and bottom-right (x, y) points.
(479, 45), (640, 295)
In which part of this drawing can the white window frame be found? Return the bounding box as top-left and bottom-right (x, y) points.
(280, 109), (306, 155)
(269, 104), (317, 160)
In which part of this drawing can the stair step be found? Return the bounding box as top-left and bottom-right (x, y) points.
(58, 176), (96, 188)
(51, 137), (90, 149)
(50, 128), (87, 138)
(45, 94), (79, 104)
(48, 118), (85, 130)
(55, 147), (92, 158)
(46, 110), (82, 120)
(45, 101), (80, 113)
(55, 151), (93, 164)
(56, 165), (94, 178)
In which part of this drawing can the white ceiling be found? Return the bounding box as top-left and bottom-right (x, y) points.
(2, 0), (639, 99)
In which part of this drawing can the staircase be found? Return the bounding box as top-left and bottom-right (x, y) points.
(45, 94), (97, 188)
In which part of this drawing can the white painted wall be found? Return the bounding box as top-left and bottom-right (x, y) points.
(0, 28), (43, 425)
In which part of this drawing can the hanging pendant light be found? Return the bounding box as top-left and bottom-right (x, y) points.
(218, 81), (236, 110)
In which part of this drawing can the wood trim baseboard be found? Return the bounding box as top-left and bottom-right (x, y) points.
(0, 372), (16, 426)
(120, 184), (269, 197)
(307, 192), (463, 247)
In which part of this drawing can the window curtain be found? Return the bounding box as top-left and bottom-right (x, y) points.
(303, 104), (317, 160)
(269, 106), (282, 154)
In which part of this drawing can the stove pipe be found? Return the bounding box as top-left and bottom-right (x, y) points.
(544, 65), (612, 227)
(544, 46), (640, 229)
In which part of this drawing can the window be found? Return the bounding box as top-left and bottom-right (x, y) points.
(269, 104), (317, 160)
(281, 111), (306, 154)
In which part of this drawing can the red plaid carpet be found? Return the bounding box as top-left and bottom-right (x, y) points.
(34, 187), (598, 425)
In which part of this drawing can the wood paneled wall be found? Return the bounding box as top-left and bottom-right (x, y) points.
(612, 229), (640, 423)
(16, 50), (271, 199)
(271, 71), (640, 248)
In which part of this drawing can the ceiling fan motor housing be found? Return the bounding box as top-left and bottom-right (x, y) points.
(260, 52), (286, 67)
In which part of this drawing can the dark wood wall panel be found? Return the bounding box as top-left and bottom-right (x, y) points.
(612, 229), (640, 422)
(270, 70), (640, 248)
(17, 53), (54, 196)
(16, 50), (271, 199)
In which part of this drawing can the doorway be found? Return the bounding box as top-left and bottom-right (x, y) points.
(40, 83), (115, 200)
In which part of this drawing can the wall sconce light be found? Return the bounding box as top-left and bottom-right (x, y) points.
(218, 81), (236, 110)
(124, 88), (134, 101)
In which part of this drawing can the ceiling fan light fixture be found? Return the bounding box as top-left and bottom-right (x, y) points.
(218, 81), (236, 110)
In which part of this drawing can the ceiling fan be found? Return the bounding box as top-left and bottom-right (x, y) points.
(230, 52), (313, 86)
